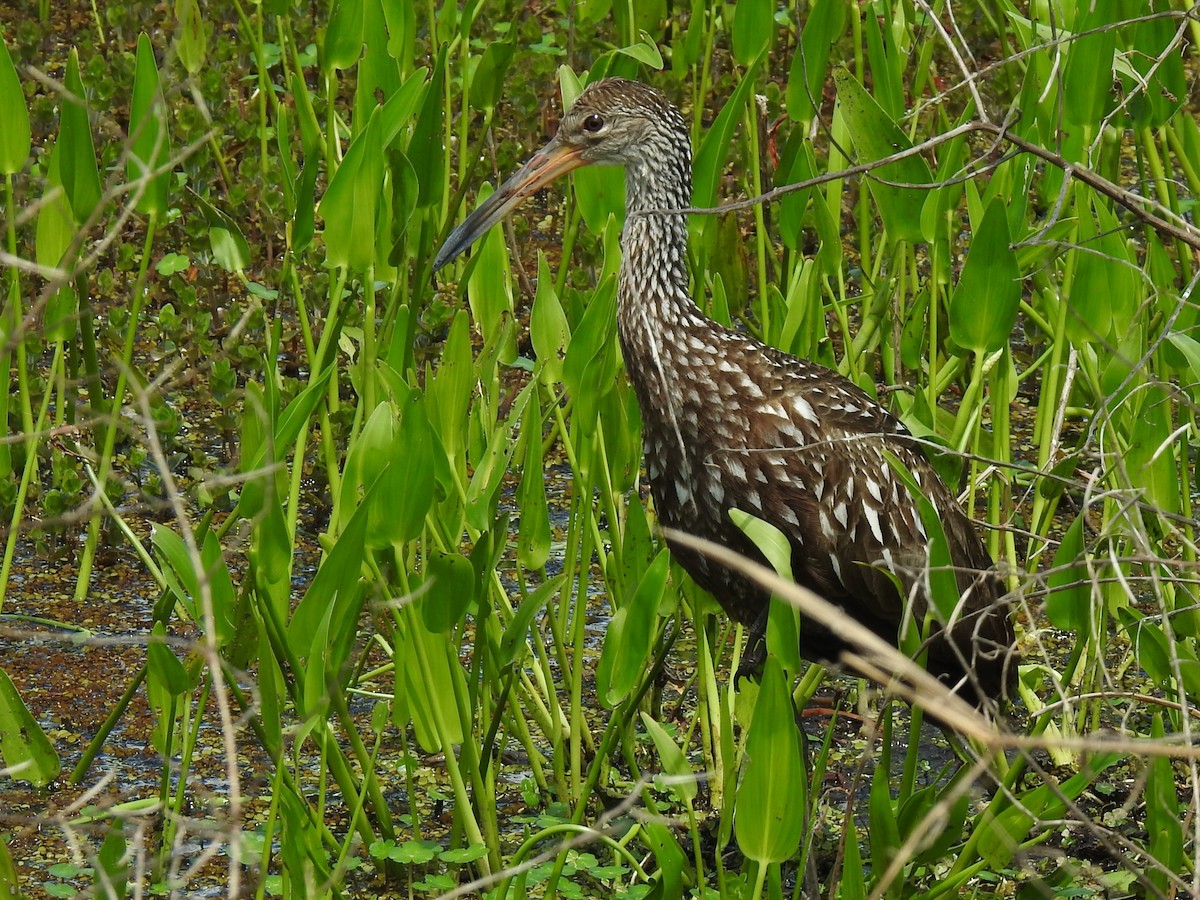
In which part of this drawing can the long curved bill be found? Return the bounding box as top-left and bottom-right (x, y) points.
(433, 136), (586, 273)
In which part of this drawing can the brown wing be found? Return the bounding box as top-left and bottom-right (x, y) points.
(729, 360), (1017, 702)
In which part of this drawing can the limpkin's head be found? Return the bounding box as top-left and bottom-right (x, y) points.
(433, 78), (689, 273)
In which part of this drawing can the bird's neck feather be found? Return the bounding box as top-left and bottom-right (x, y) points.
(615, 144), (715, 462)
(616, 152), (698, 342)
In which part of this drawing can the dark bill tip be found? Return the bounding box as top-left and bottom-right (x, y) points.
(432, 138), (585, 275)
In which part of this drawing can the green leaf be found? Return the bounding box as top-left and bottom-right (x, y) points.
(338, 396), (433, 547)
(35, 141), (75, 274)
(409, 49), (445, 209)
(517, 394), (551, 570)
(1063, 5), (1117, 129)
(440, 843), (490, 864)
(637, 819), (686, 898)
(319, 106), (384, 270)
(572, 165), (624, 236)
(151, 526), (236, 647)
(948, 198), (1021, 354)
(323, 0), (365, 71)
(898, 782), (969, 864)
(620, 492), (654, 596)
(95, 825), (127, 900)
(470, 39), (516, 110)
(60, 49), (101, 224)
(832, 67), (933, 244)
(731, 0), (772, 66)
(596, 549), (670, 707)
(730, 510), (792, 580)
(255, 618), (286, 749)
(147, 623), (190, 697)
(978, 755), (1121, 868)
(920, 109), (970, 246)
(464, 382), (533, 532)
(390, 390), (436, 542)
(787, 0), (845, 124)
(1146, 713), (1183, 895)
(386, 150), (420, 261)
(530, 253), (571, 385)
(1045, 513), (1088, 631)
(1126, 12), (1186, 129)
(840, 816), (866, 900)
(863, 1), (903, 119)
(615, 31), (664, 68)
(234, 367), (333, 523)
(463, 180), (517, 364)
(0, 664), (61, 788)
(885, 453), (960, 624)
(1125, 384), (1178, 517)
(427, 309), (474, 459)
(562, 275), (619, 427)
(735, 656), (805, 863)
(288, 496), (369, 655)
(379, 67), (429, 148)
(499, 576), (565, 668)
(391, 839), (439, 864)
(867, 718), (901, 874)
(188, 188), (251, 272)
(777, 135), (816, 252)
(1067, 195), (1138, 346)
(173, 0), (207, 74)
(1165, 330), (1200, 403)
(0, 834), (25, 896)
(679, 0), (705, 68)
(421, 551), (476, 633)
(156, 252), (190, 276)
(393, 610), (465, 751)
(694, 60), (762, 212)
(44, 284), (78, 343)
(279, 782), (331, 887)
(0, 34), (30, 174)
(356, 0), (401, 116)
(810, 188), (842, 277)
(640, 713), (697, 804)
(730, 509), (801, 675)
(128, 33), (171, 216)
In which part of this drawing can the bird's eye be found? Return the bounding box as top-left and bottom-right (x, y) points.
(582, 113), (605, 133)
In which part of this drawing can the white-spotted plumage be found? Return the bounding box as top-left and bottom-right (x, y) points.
(436, 78), (1019, 707)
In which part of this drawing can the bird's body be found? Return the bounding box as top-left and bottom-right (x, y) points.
(435, 78), (1017, 707)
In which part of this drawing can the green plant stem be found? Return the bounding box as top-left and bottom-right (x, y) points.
(2, 173), (27, 434)
(1028, 292), (1075, 565)
(163, 681), (209, 875)
(991, 347), (1019, 583)
(497, 823), (649, 900)
(325, 656), (397, 842)
(568, 454), (595, 802)
(950, 350), (987, 453)
(73, 273), (103, 443)
(743, 101), (769, 341)
(399, 603), (492, 874)
(69, 662), (149, 784)
(76, 211), (160, 600)
(318, 266), (349, 503)
(751, 859), (768, 900)
(0, 342), (60, 611)
(224, 667), (349, 852)
(442, 627), (501, 864)
(364, 264), (377, 413)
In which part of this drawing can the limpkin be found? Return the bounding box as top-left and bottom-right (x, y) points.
(434, 79), (1018, 708)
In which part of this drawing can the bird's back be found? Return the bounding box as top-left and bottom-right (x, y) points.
(624, 314), (1017, 704)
